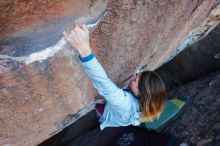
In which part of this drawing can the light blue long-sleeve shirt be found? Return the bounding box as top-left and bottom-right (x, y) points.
(80, 53), (141, 130)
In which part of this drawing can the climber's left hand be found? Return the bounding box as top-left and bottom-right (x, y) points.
(63, 24), (92, 57)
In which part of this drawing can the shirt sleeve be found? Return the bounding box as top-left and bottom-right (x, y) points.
(80, 52), (129, 107)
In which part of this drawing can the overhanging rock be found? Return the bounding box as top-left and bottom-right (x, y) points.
(0, 0), (219, 145)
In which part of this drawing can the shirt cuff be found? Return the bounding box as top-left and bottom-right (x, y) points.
(79, 52), (95, 62)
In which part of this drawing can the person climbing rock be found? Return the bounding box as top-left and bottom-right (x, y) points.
(63, 24), (167, 130)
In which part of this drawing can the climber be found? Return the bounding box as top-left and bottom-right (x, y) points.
(63, 24), (167, 130)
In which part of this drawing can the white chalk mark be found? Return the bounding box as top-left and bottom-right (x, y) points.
(0, 54), (27, 62)
(37, 108), (44, 112)
(0, 11), (107, 65)
(25, 37), (67, 64)
(87, 11), (107, 29)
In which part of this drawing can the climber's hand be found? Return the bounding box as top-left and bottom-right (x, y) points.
(63, 24), (92, 57)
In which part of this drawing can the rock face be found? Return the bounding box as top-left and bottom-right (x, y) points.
(156, 24), (220, 90)
(0, 0), (219, 145)
(0, 0), (107, 56)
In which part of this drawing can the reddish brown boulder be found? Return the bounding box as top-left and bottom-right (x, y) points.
(0, 48), (97, 146)
(0, 0), (219, 145)
(91, 0), (219, 84)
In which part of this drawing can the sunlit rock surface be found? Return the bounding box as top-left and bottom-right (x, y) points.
(0, 0), (219, 145)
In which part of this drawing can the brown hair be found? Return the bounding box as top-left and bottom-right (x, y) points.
(138, 71), (167, 122)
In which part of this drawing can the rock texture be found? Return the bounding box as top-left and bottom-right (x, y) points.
(0, 0), (219, 145)
(165, 70), (220, 146)
(0, 0), (107, 56)
(91, 0), (219, 86)
(0, 48), (97, 146)
(0, 1), (107, 145)
(156, 24), (220, 90)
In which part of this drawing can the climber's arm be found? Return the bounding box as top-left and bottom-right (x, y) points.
(63, 24), (129, 107)
(80, 53), (128, 106)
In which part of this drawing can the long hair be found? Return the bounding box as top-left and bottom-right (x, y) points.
(138, 71), (167, 122)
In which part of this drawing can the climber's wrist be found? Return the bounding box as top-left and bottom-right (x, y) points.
(79, 52), (94, 62)
(78, 47), (92, 58)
